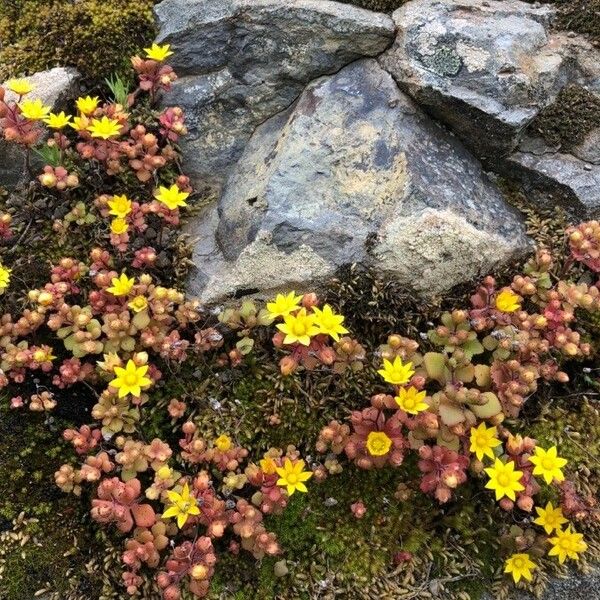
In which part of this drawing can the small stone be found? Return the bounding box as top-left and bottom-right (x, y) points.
(274, 560), (289, 578)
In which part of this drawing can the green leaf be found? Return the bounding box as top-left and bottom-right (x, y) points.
(436, 430), (460, 451)
(482, 335), (498, 351)
(471, 392), (502, 419)
(439, 402), (465, 426)
(63, 333), (75, 350)
(34, 144), (61, 167)
(105, 73), (130, 106)
(236, 337), (254, 355)
(474, 364), (491, 388)
(462, 339), (484, 359)
(423, 352), (447, 383)
(121, 337), (136, 352)
(132, 310), (151, 330)
(455, 364), (474, 383)
(239, 300), (256, 319)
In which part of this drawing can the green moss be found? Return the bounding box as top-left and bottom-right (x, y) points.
(532, 85), (600, 151)
(0, 406), (103, 600)
(555, 0), (600, 45)
(0, 0), (157, 82)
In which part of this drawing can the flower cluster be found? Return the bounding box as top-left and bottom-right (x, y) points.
(265, 291), (365, 374)
(313, 236), (600, 584)
(1, 46), (598, 598)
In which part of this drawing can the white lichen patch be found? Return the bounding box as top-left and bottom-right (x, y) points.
(456, 41), (490, 72)
(372, 208), (520, 297)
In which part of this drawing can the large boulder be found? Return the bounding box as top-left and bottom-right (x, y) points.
(0, 67), (81, 189)
(187, 59), (530, 303)
(379, 0), (600, 217)
(379, 0), (573, 160)
(154, 0), (395, 192)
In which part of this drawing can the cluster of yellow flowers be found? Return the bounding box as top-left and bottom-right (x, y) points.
(10, 44), (174, 141)
(104, 184), (189, 236)
(469, 426), (586, 580)
(504, 523), (587, 582)
(266, 291), (348, 345)
(373, 342), (587, 583)
(0, 263), (11, 295)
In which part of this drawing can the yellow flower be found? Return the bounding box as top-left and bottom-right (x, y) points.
(484, 459), (525, 501)
(275, 458), (313, 496)
(18, 98), (51, 121)
(0, 264), (11, 294)
(276, 307), (320, 346)
(157, 465), (172, 480)
(394, 386), (428, 415)
(260, 457), (278, 475)
(529, 446), (567, 485)
(154, 184), (189, 210)
(88, 116), (122, 139)
(70, 115), (90, 132)
(108, 194), (132, 218)
(110, 218), (128, 235)
(128, 295), (148, 313)
(533, 502), (568, 534)
(214, 434), (232, 452)
(548, 527), (587, 563)
(32, 347), (56, 363)
(44, 111), (72, 129)
(377, 356), (415, 386)
(495, 289), (521, 313)
(76, 96), (100, 116)
(469, 422), (502, 461)
(504, 553), (536, 583)
(109, 359), (152, 398)
(6, 78), (33, 96)
(162, 483), (200, 529)
(312, 304), (349, 341)
(366, 431), (392, 456)
(106, 272), (135, 297)
(144, 43), (174, 62)
(266, 291), (303, 319)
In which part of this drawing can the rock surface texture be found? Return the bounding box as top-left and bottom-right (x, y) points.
(379, 0), (600, 216)
(0, 67), (80, 189)
(187, 60), (530, 302)
(154, 0), (395, 193)
(379, 0), (569, 158)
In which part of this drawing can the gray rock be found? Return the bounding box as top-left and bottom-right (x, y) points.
(187, 59), (530, 303)
(505, 150), (600, 217)
(379, 0), (573, 160)
(0, 67), (81, 189)
(154, 0), (395, 192)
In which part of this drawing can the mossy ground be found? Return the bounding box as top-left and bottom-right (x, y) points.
(0, 0), (157, 82)
(0, 405), (105, 600)
(0, 180), (599, 599)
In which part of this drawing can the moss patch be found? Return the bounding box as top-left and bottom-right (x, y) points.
(0, 0), (157, 82)
(555, 0), (600, 45)
(532, 85), (600, 151)
(0, 408), (102, 600)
